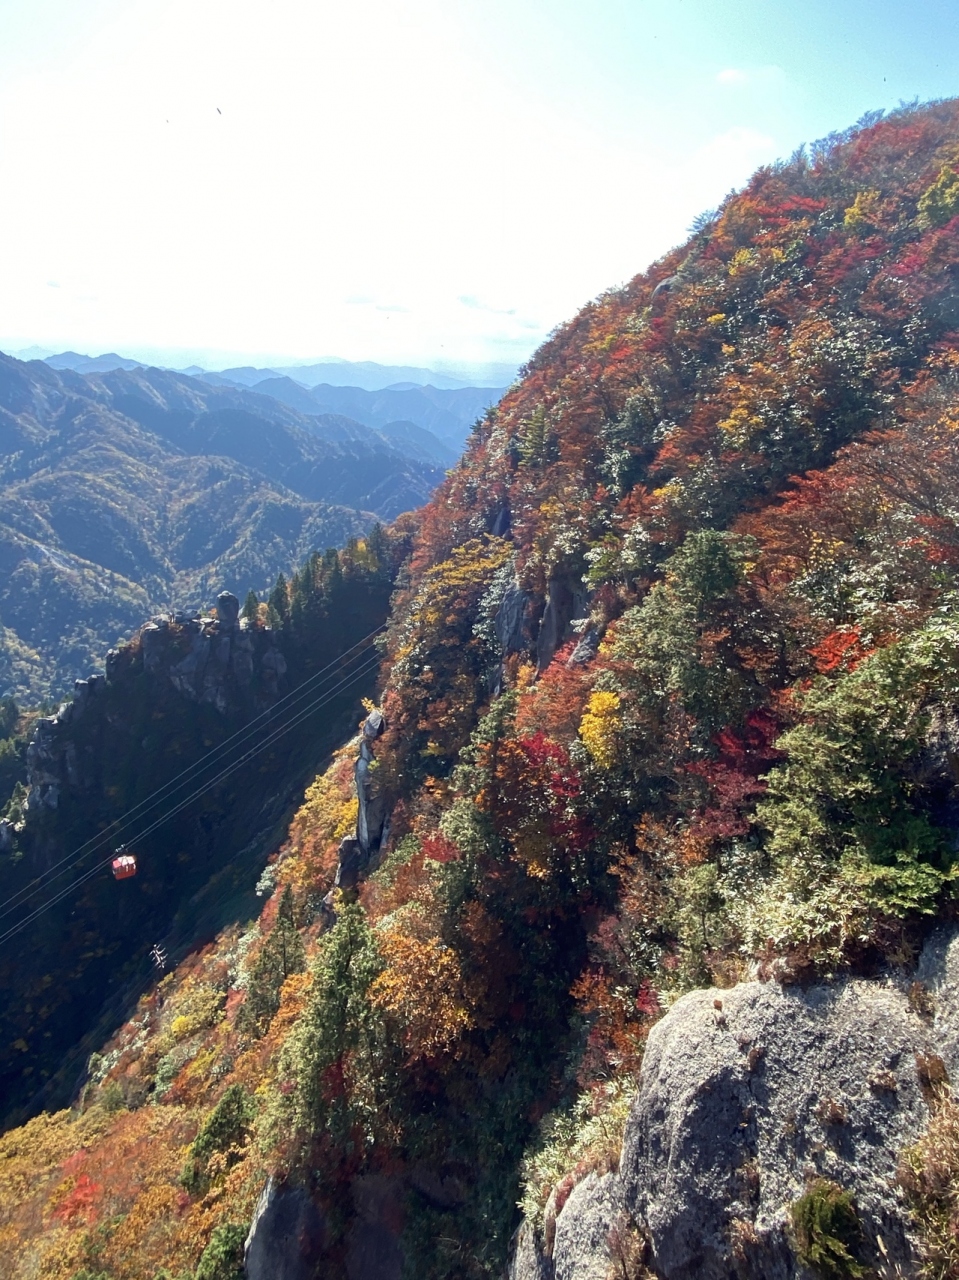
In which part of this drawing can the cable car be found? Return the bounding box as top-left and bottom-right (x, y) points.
(111, 847), (137, 880)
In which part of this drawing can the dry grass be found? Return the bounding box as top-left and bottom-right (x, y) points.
(900, 1092), (959, 1279)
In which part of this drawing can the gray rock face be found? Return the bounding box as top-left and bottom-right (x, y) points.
(335, 835), (364, 890)
(512, 930), (959, 1280)
(20, 610), (290, 823)
(217, 590), (240, 628)
(495, 578), (531, 658)
(536, 577), (588, 673)
(244, 1176), (325, 1280)
(507, 1221), (552, 1280)
(620, 978), (933, 1279)
(566, 626), (599, 667)
(552, 1172), (621, 1280)
(355, 707), (389, 857)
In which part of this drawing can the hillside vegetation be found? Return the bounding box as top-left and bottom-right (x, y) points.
(5, 99), (959, 1279)
(0, 359), (444, 701)
(0, 527), (408, 1130)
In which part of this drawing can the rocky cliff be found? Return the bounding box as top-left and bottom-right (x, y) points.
(0, 518), (396, 1129)
(18, 592), (287, 825)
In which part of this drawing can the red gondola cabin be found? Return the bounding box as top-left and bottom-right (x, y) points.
(112, 850), (137, 880)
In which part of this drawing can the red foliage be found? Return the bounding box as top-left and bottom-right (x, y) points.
(809, 626), (874, 674)
(53, 1171), (103, 1225)
(420, 831), (460, 863)
(684, 709), (783, 846)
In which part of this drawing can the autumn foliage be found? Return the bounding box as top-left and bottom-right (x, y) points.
(8, 99), (959, 1280)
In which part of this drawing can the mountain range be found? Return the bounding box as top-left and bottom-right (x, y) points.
(32, 351), (508, 451)
(30, 348), (516, 391)
(0, 356), (448, 700)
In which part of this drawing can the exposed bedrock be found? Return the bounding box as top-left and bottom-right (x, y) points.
(510, 927), (959, 1280)
(244, 1176), (325, 1280)
(20, 592), (288, 818)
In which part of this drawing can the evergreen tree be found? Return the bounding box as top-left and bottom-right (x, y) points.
(237, 886), (306, 1037)
(267, 572), (290, 629)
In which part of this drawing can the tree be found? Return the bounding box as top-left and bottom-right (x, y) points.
(238, 887), (306, 1037)
(181, 1084), (256, 1194)
(241, 590), (259, 623)
(277, 900), (391, 1163)
(194, 1223), (248, 1280)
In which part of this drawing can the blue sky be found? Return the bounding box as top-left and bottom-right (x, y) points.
(0, 0), (956, 373)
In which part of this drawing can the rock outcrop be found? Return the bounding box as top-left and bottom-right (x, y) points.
(511, 928), (959, 1280)
(535, 576), (589, 673)
(21, 593), (288, 817)
(244, 1176), (325, 1280)
(334, 707), (390, 890)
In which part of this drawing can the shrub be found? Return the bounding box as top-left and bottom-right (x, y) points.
(193, 1223), (247, 1280)
(788, 1179), (868, 1279)
(518, 1078), (636, 1227)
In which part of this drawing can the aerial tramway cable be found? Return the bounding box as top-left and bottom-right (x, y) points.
(0, 624), (386, 921)
(0, 647), (383, 946)
(0, 644), (385, 947)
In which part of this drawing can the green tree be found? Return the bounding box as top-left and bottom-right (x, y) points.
(241, 590), (259, 622)
(277, 900), (390, 1157)
(238, 886), (306, 1037)
(193, 1223), (247, 1280)
(181, 1085), (256, 1195)
(267, 572), (290, 629)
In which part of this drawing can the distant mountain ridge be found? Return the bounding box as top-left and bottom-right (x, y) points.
(31, 351), (510, 449)
(0, 355), (446, 700)
(248, 376), (502, 451)
(31, 349), (517, 390)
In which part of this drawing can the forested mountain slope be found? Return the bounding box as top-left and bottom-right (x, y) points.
(5, 100), (959, 1280)
(0, 528), (407, 1130)
(0, 358), (444, 700)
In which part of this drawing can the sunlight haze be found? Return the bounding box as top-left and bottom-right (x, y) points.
(0, 0), (956, 370)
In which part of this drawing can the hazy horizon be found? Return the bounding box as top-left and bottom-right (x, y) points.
(3, 343), (520, 388)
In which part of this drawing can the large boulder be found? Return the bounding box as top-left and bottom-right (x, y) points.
(518, 928), (959, 1280)
(552, 1172), (622, 1280)
(618, 976), (933, 1279)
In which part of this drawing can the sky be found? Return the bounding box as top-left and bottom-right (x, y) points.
(0, 0), (957, 375)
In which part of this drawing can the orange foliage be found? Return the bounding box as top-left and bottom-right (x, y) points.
(514, 642), (591, 742)
(370, 922), (471, 1060)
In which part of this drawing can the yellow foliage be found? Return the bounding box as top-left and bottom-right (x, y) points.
(718, 403), (764, 448)
(706, 312), (726, 325)
(844, 187), (881, 229)
(918, 164), (959, 228)
(370, 923), (471, 1058)
(169, 984), (224, 1042)
(579, 691), (622, 769)
(281, 743), (359, 892)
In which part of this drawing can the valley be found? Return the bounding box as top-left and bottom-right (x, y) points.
(0, 357), (478, 701)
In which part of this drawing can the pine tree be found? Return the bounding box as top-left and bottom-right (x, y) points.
(241, 590), (259, 622)
(267, 572), (290, 629)
(238, 886), (306, 1037)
